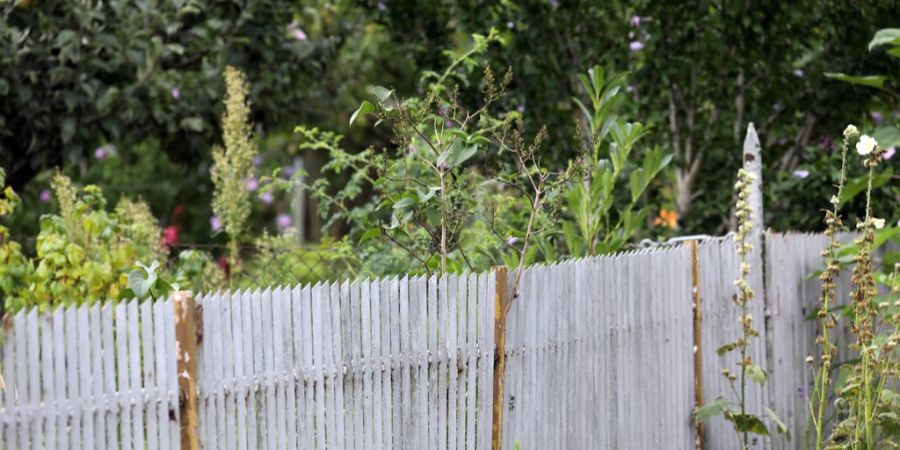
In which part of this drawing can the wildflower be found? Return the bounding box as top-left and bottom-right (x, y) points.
(245, 177), (259, 192)
(630, 15), (641, 27)
(516, 104), (525, 114)
(855, 135), (877, 155)
(507, 236), (520, 246)
(883, 147), (895, 160)
(162, 225), (179, 247)
(259, 191), (274, 205)
(843, 124), (858, 140)
(792, 169), (810, 179)
(210, 215), (222, 232)
(276, 213), (292, 231)
(629, 41), (644, 51)
(507, 21), (515, 29)
(872, 217), (885, 230)
(653, 208), (678, 229)
(377, 1), (387, 11)
(95, 146), (108, 160)
(870, 111), (883, 125)
(793, 69), (804, 78)
(288, 21), (307, 41)
(39, 190), (51, 203)
(253, 155), (263, 166)
(171, 87), (181, 100)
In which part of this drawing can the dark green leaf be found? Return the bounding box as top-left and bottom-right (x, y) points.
(350, 100), (375, 126)
(824, 73), (887, 89)
(728, 413), (769, 436)
(694, 398), (731, 422)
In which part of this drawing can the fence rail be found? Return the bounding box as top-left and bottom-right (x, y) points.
(0, 231), (857, 449)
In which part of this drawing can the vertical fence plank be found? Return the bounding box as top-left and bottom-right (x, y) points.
(330, 281), (347, 450)
(378, 278), (393, 449)
(279, 286), (298, 450)
(243, 290), (260, 450)
(426, 275), (438, 450)
(321, 282), (338, 450)
(300, 284), (316, 450)
(436, 275), (448, 450)
(40, 311), (57, 450)
(88, 305), (106, 450)
(272, 287), (288, 450)
(454, 274), (466, 450)
(140, 301), (158, 450)
(361, 279), (376, 450)
(447, 274), (459, 450)
(389, 277), (402, 449)
(371, 278), (385, 450)
(312, 283), (328, 448)
(220, 293), (237, 450)
(491, 267), (508, 450)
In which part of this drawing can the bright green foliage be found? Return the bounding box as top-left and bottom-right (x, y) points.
(2, 173), (166, 312)
(211, 66), (258, 271)
(0, 168), (30, 309)
(562, 66), (671, 256)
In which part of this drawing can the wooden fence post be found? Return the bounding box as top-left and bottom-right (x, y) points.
(690, 241), (705, 450)
(491, 267), (509, 450)
(173, 291), (201, 450)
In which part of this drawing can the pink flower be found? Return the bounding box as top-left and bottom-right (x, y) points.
(276, 214), (292, 231)
(171, 87), (181, 99)
(884, 147), (896, 160)
(629, 41), (644, 52)
(792, 169), (810, 179)
(288, 21), (307, 41)
(245, 177), (259, 192)
(162, 226), (179, 247)
(210, 215), (222, 232)
(259, 191), (274, 205)
(630, 15), (641, 27)
(39, 190), (52, 203)
(95, 146), (107, 160)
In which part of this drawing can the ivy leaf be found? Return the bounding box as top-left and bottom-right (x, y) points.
(694, 397), (731, 422)
(350, 100), (375, 126)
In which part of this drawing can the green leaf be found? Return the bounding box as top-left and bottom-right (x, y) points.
(868, 28), (900, 51)
(357, 228), (381, 244)
(873, 126), (900, 148)
(728, 413), (769, 436)
(716, 343), (737, 356)
(180, 117), (205, 132)
(694, 398), (730, 422)
(765, 407), (791, 440)
(350, 100), (375, 126)
(449, 144), (478, 168)
(746, 364), (767, 385)
(368, 86), (393, 103)
(824, 73), (887, 89)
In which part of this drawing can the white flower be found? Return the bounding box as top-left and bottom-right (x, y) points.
(843, 124), (858, 139)
(872, 217), (885, 229)
(829, 195), (839, 205)
(856, 134), (877, 155)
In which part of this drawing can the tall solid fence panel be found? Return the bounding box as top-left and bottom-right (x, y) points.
(764, 232), (856, 450)
(697, 236), (771, 449)
(500, 245), (695, 450)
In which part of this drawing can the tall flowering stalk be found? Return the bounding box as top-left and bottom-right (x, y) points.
(824, 128), (893, 449)
(807, 125), (853, 450)
(211, 66), (258, 276)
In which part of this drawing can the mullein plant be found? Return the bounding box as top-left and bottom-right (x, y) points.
(807, 125), (852, 450)
(211, 66), (258, 277)
(824, 128), (898, 449)
(695, 168), (787, 448)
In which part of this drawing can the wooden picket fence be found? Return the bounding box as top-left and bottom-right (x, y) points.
(0, 230), (860, 450)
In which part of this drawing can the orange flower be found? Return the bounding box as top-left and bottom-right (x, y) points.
(654, 208), (678, 229)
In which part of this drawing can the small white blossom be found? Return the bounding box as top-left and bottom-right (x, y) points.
(829, 195), (839, 205)
(872, 217), (885, 229)
(843, 124), (858, 139)
(856, 134), (877, 155)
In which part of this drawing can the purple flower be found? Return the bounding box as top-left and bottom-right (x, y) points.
(884, 147), (896, 160)
(39, 190), (52, 203)
(507, 236), (520, 246)
(95, 146), (107, 160)
(629, 41), (644, 52)
(377, 1), (387, 11)
(171, 87), (181, 99)
(871, 111), (883, 125)
(259, 191), (274, 205)
(820, 137), (835, 151)
(288, 21), (307, 41)
(630, 15), (641, 27)
(276, 214), (292, 231)
(792, 169), (810, 179)
(245, 177), (259, 192)
(210, 215), (222, 232)
(253, 155), (263, 167)
(793, 69), (804, 78)
(284, 158), (304, 177)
